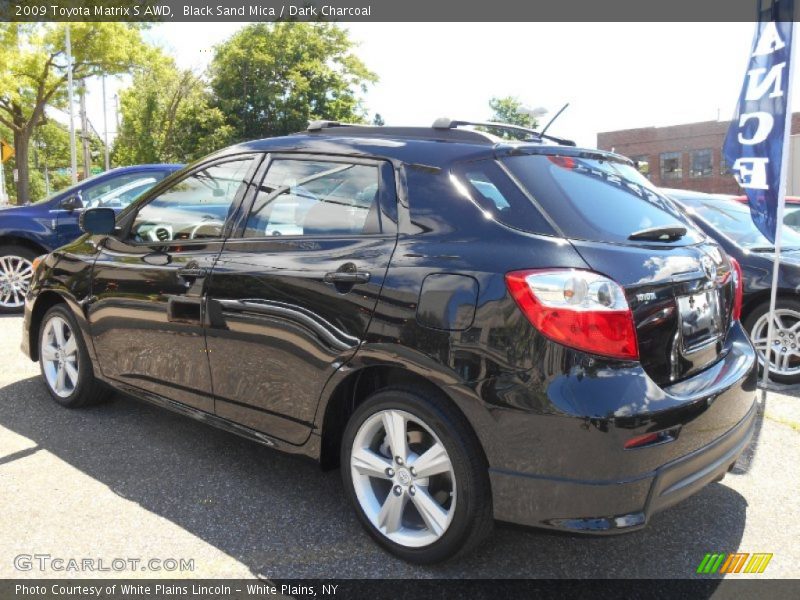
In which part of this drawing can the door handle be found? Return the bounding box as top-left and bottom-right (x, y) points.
(177, 266), (209, 278)
(323, 271), (370, 284)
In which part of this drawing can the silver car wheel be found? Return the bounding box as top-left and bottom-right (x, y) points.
(350, 409), (456, 548)
(41, 316), (80, 398)
(0, 255), (33, 308)
(750, 308), (800, 377)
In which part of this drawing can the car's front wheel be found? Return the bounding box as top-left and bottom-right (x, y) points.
(744, 297), (800, 384)
(0, 245), (37, 314)
(39, 304), (110, 408)
(341, 387), (492, 564)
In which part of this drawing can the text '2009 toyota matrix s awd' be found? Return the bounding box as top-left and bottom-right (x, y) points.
(22, 120), (757, 564)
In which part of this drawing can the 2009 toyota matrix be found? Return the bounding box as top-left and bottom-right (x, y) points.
(22, 120), (758, 564)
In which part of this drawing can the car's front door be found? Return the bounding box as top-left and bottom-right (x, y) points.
(204, 155), (399, 444)
(87, 155), (262, 412)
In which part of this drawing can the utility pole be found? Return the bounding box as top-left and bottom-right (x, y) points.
(0, 161), (6, 204)
(79, 79), (91, 178)
(65, 26), (78, 185)
(102, 76), (110, 171)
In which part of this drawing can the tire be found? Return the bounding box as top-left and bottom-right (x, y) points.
(743, 297), (800, 384)
(0, 244), (38, 314)
(341, 387), (493, 564)
(38, 304), (110, 408)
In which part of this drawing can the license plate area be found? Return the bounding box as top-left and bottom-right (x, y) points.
(677, 290), (722, 352)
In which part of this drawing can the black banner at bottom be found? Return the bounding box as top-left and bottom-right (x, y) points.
(1, 579), (799, 600)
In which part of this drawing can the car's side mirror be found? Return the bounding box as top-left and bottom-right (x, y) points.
(61, 194), (83, 212)
(79, 208), (116, 235)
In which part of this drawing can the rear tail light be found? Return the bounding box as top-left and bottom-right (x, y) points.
(505, 269), (639, 360)
(729, 258), (744, 321)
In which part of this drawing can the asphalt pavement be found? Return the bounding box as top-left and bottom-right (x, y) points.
(0, 314), (798, 579)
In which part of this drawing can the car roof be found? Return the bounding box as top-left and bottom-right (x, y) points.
(221, 129), (630, 169)
(107, 164), (183, 173)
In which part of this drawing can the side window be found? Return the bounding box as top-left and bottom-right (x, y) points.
(82, 173), (148, 206)
(131, 158), (254, 243)
(85, 174), (167, 209)
(454, 160), (554, 235)
(244, 159), (381, 238)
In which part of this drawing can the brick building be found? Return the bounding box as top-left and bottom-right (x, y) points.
(597, 114), (800, 194)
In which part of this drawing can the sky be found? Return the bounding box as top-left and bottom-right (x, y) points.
(78, 22), (800, 150)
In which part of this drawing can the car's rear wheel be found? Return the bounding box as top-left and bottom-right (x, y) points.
(38, 304), (110, 408)
(745, 298), (800, 384)
(0, 245), (37, 314)
(341, 387), (492, 564)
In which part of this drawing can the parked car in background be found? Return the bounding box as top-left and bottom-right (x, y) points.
(23, 123), (756, 563)
(666, 188), (800, 383)
(733, 194), (800, 231)
(0, 164), (182, 312)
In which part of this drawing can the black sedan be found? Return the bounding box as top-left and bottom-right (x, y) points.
(666, 188), (800, 384)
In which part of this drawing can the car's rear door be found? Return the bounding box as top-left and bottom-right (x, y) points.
(204, 154), (399, 444)
(87, 155), (262, 412)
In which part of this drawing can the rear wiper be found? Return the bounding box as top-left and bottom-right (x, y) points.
(628, 226), (687, 242)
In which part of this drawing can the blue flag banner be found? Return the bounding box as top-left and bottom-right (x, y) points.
(723, 2), (795, 244)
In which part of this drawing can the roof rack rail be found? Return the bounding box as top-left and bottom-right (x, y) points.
(432, 118), (576, 147)
(307, 120), (363, 131)
(304, 120), (499, 144)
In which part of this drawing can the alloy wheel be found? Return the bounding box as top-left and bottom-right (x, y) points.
(0, 255), (33, 309)
(350, 409), (456, 548)
(41, 316), (80, 398)
(750, 308), (800, 377)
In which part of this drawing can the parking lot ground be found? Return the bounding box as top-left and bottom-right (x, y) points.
(1, 314), (798, 579)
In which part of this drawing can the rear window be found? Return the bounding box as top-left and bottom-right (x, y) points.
(502, 154), (704, 245)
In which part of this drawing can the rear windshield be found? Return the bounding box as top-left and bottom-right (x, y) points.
(502, 154), (704, 245)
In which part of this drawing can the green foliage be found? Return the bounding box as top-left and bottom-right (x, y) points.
(486, 96), (538, 140)
(488, 96), (537, 128)
(113, 54), (233, 165)
(209, 23), (377, 141)
(0, 23), (150, 202)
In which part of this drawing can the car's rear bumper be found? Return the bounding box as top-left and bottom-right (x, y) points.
(490, 398), (757, 533)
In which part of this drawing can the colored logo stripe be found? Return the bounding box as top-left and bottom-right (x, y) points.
(744, 554), (773, 573)
(697, 553), (773, 574)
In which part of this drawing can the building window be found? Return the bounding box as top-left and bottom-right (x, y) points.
(690, 149), (713, 178)
(660, 152), (683, 180)
(631, 155), (650, 178)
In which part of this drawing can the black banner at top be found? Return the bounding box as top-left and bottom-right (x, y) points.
(1, 0), (799, 22)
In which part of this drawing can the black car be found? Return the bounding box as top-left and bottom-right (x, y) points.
(666, 188), (800, 384)
(22, 121), (757, 564)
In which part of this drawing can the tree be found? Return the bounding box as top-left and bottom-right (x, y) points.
(113, 55), (233, 165)
(210, 23), (377, 142)
(372, 113), (385, 126)
(486, 96), (539, 140)
(0, 23), (149, 203)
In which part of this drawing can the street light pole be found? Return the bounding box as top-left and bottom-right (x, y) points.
(79, 79), (91, 178)
(102, 75), (110, 171)
(65, 26), (78, 185)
